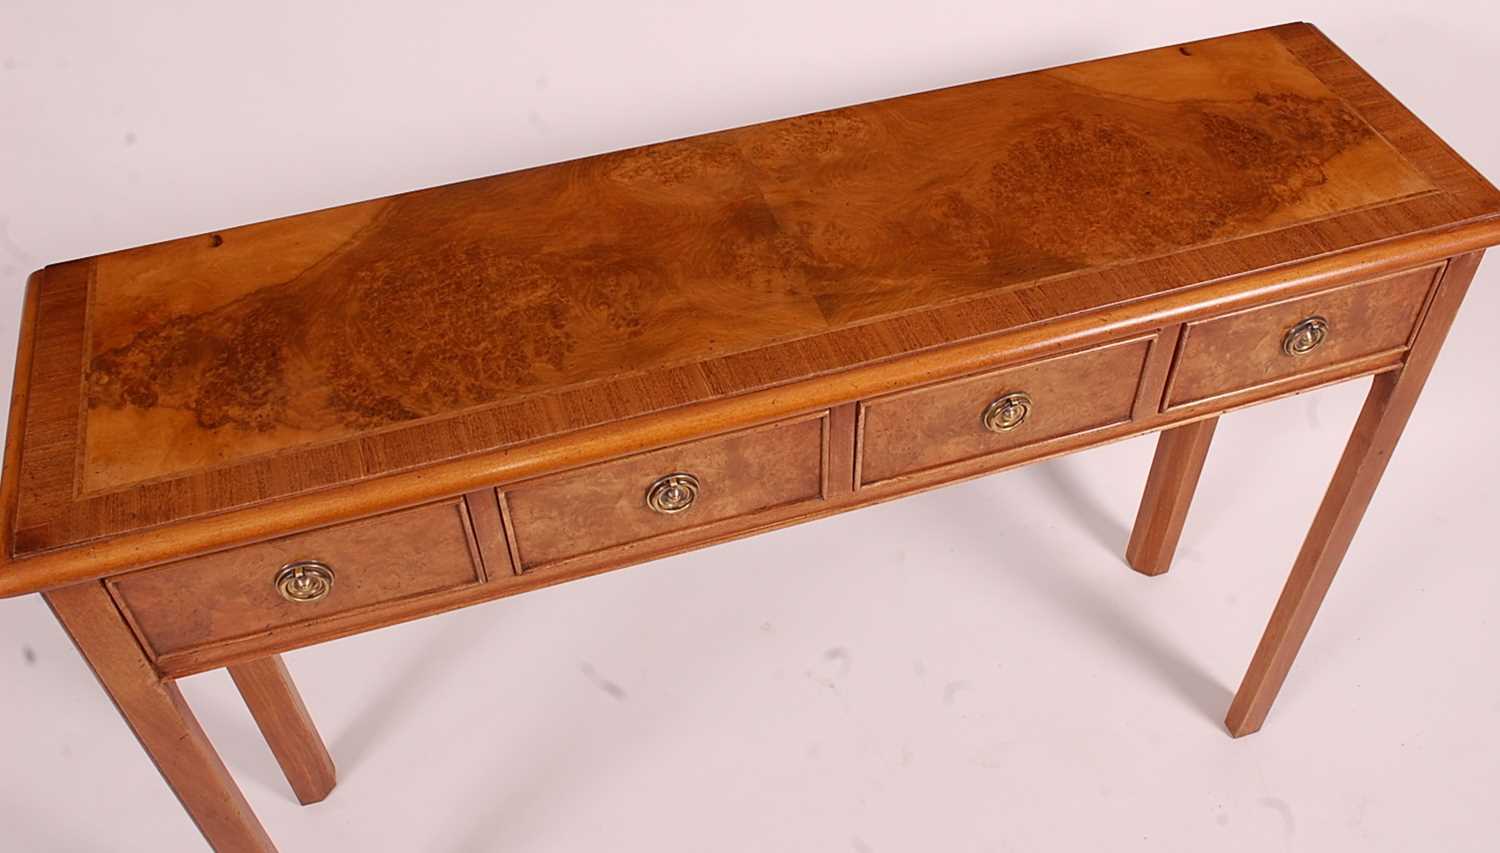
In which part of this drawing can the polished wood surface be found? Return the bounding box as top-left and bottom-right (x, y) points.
(1126, 417), (1219, 576)
(45, 581), (277, 852)
(227, 655), (337, 806)
(4, 24), (1499, 852)
(4, 24), (1499, 594)
(502, 412), (827, 571)
(1226, 251), (1481, 736)
(856, 336), (1152, 486)
(107, 499), (485, 663)
(71, 28), (1427, 494)
(1164, 264), (1438, 408)
(136, 360), (1413, 680)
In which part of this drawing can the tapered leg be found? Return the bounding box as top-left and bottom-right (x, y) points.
(228, 656), (337, 805)
(45, 582), (277, 852)
(1226, 251), (1482, 737)
(1126, 417), (1218, 576)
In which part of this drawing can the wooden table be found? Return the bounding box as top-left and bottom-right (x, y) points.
(3, 23), (1495, 851)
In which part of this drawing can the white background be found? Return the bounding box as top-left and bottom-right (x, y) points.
(2, 2), (1497, 851)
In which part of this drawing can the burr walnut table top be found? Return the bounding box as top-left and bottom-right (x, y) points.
(2, 22), (1497, 594)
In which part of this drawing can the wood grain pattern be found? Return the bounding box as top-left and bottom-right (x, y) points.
(4, 24), (1498, 587)
(227, 655), (336, 806)
(502, 412), (827, 570)
(73, 27), (1425, 494)
(45, 581), (277, 852)
(1225, 250), (1481, 736)
(108, 498), (484, 659)
(857, 336), (1152, 486)
(1164, 264), (1438, 407)
(1126, 417), (1219, 575)
(147, 351), (1414, 679)
(4, 236), (1493, 602)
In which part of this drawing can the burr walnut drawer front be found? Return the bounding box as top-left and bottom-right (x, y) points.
(1164, 264), (1440, 408)
(500, 412), (830, 572)
(107, 499), (486, 661)
(856, 337), (1154, 487)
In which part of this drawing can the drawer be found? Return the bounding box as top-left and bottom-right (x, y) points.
(108, 499), (486, 660)
(500, 412), (829, 571)
(856, 337), (1154, 486)
(1164, 265), (1438, 408)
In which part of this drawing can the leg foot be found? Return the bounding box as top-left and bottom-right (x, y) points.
(1126, 417), (1218, 576)
(229, 655), (337, 805)
(1226, 251), (1481, 736)
(46, 582), (278, 852)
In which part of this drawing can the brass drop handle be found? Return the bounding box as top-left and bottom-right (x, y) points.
(1282, 316), (1329, 356)
(275, 560), (335, 603)
(983, 391), (1033, 433)
(646, 472), (700, 514)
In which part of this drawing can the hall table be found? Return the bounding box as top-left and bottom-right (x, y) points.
(3, 22), (1496, 850)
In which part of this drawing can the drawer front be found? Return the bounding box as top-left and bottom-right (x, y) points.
(502, 413), (828, 570)
(1164, 265), (1438, 408)
(857, 337), (1153, 486)
(109, 499), (485, 659)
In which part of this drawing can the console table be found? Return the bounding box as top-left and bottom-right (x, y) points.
(3, 23), (1495, 851)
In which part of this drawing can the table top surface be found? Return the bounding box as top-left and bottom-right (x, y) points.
(3, 22), (1497, 587)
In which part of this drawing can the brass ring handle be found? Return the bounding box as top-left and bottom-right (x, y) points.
(982, 391), (1033, 433)
(275, 560), (335, 603)
(1282, 316), (1329, 357)
(646, 472), (700, 514)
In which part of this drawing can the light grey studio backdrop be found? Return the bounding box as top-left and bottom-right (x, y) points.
(2, 2), (1497, 851)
